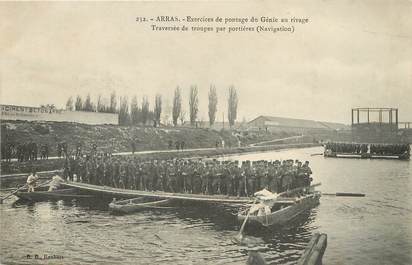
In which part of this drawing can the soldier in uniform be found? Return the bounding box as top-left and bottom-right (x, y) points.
(238, 162), (247, 197)
(57, 143), (62, 158)
(63, 156), (73, 181)
(142, 162), (151, 191)
(168, 164), (177, 193)
(230, 161), (240, 196)
(301, 161), (313, 187)
(187, 162), (195, 193)
(96, 160), (104, 185)
(151, 160), (160, 191)
(168, 140), (173, 149)
(158, 161), (167, 192)
(175, 161), (184, 193)
(244, 161), (254, 196)
(118, 161), (126, 189)
(254, 162), (263, 191)
(104, 158), (112, 186)
(180, 141), (185, 151)
(281, 160), (294, 192)
(92, 143), (97, 156)
(192, 163), (202, 194)
(76, 143), (82, 158)
(127, 160), (136, 189)
(90, 157), (97, 184)
(212, 162), (221, 194)
(131, 141), (136, 154)
(248, 162), (257, 195)
(112, 159), (120, 188)
(135, 161), (143, 190)
(62, 142), (68, 158)
(221, 162), (231, 195)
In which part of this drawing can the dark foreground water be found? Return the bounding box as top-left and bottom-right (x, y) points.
(1, 146), (411, 265)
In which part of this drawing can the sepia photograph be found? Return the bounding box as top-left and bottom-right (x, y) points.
(0, 1), (411, 264)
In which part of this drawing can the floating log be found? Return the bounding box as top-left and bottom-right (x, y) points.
(322, 192), (365, 197)
(297, 233), (327, 265)
(335, 192), (365, 197)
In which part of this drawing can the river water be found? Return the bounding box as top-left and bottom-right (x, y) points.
(1, 146), (411, 265)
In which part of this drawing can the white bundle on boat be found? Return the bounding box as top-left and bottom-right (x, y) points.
(249, 189), (279, 216)
(254, 188), (279, 201)
(48, 175), (65, 191)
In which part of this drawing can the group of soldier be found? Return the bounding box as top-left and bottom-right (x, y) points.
(370, 143), (410, 155)
(1, 142), (49, 162)
(63, 154), (313, 197)
(167, 141), (186, 151)
(325, 142), (410, 156)
(325, 142), (368, 154)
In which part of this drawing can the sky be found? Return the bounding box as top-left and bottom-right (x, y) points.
(1, 0), (411, 124)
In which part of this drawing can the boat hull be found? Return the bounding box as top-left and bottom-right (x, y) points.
(237, 193), (320, 227)
(109, 198), (173, 213)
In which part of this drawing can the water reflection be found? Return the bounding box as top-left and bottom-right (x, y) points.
(1, 146), (411, 265)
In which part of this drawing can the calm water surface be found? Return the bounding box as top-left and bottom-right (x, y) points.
(1, 146), (411, 265)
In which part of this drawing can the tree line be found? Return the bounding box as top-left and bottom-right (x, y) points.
(66, 86), (238, 127)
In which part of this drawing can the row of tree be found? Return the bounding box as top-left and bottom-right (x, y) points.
(66, 86), (238, 127)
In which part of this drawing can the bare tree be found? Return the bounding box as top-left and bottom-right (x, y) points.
(189, 85), (199, 126)
(162, 99), (171, 126)
(110, 91), (117, 113)
(130, 95), (140, 125)
(96, 94), (106, 112)
(75, 95), (83, 111)
(208, 85), (218, 126)
(154, 94), (162, 127)
(119, 96), (130, 125)
(66, 96), (74, 111)
(141, 96), (150, 125)
(179, 109), (186, 126)
(172, 87), (182, 127)
(83, 94), (94, 112)
(227, 86), (238, 128)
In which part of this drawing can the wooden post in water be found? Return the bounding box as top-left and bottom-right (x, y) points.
(297, 233), (327, 265)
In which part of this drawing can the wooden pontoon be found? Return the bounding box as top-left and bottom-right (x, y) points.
(62, 181), (253, 204)
(324, 152), (409, 160)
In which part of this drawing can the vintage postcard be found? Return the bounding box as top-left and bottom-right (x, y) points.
(1, 1), (411, 265)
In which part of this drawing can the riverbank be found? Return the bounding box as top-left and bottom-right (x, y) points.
(1, 120), (298, 157)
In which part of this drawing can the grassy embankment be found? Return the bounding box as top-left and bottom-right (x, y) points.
(0, 120), (309, 175)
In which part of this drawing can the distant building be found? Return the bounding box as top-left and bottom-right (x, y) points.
(0, 104), (119, 125)
(350, 107), (407, 143)
(180, 121), (246, 131)
(247, 115), (349, 134)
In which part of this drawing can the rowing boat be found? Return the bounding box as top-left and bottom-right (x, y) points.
(237, 192), (321, 227)
(15, 187), (94, 201)
(109, 197), (173, 213)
